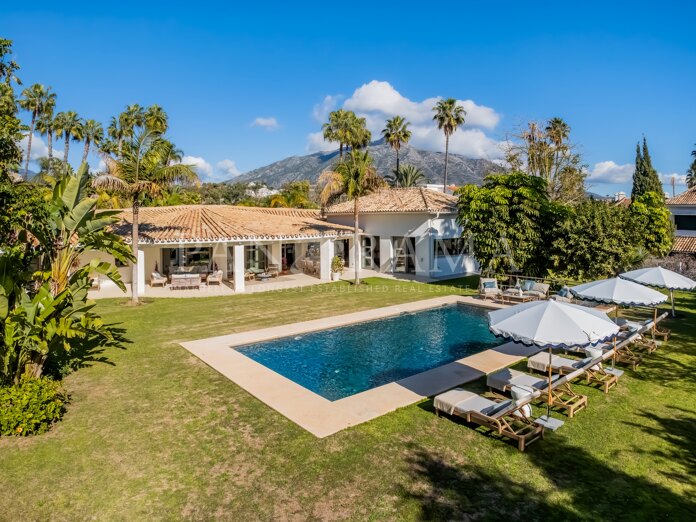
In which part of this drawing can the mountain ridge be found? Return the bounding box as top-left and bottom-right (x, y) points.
(230, 140), (504, 187)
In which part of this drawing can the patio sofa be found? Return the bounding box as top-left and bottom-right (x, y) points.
(170, 273), (201, 290)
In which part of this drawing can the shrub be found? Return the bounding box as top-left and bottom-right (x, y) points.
(0, 376), (67, 436)
(331, 255), (345, 273)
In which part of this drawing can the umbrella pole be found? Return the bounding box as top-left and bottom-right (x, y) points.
(653, 307), (657, 340)
(671, 289), (675, 318)
(547, 346), (552, 419)
(612, 336), (616, 370)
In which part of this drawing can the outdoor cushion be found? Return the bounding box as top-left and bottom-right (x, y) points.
(484, 399), (513, 417)
(524, 290), (546, 298)
(522, 280), (534, 291)
(532, 282), (550, 294)
(558, 286), (569, 298)
(483, 281), (497, 289)
(585, 346), (603, 360)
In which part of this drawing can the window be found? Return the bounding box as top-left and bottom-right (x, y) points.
(675, 215), (696, 231)
(434, 238), (469, 257)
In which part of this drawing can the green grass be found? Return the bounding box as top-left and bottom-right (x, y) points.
(0, 276), (694, 520)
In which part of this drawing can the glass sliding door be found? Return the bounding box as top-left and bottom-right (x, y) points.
(244, 245), (269, 270)
(161, 247), (212, 275)
(392, 236), (416, 274)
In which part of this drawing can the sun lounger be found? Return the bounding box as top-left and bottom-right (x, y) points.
(527, 349), (619, 393)
(487, 368), (588, 418)
(433, 388), (544, 451)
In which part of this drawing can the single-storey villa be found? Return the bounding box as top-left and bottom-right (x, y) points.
(92, 187), (476, 296)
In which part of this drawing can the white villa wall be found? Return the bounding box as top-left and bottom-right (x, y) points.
(326, 212), (477, 278)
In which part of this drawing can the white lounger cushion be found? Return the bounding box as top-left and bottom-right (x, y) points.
(527, 352), (591, 373)
(434, 388), (512, 417)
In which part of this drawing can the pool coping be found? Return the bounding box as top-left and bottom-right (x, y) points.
(180, 295), (540, 437)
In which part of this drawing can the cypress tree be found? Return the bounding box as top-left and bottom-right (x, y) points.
(631, 142), (645, 200)
(641, 137), (663, 195)
(631, 138), (664, 199)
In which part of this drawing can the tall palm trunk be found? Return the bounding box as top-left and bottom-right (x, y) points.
(24, 111), (37, 178)
(131, 199), (140, 304)
(82, 138), (91, 164)
(443, 133), (450, 192)
(63, 134), (70, 163)
(395, 147), (400, 188)
(339, 143), (344, 159)
(353, 197), (360, 285)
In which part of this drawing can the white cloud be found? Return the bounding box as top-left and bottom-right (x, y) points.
(306, 131), (339, 153)
(180, 155), (213, 179)
(660, 172), (687, 186)
(312, 95), (342, 122)
(307, 80), (505, 159)
(587, 161), (635, 183)
(216, 159), (241, 178)
(251, 117), (279, 130)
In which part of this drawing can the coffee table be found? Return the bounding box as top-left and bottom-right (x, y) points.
(256, 273), (273, 282)
(500, 292), (535, 304)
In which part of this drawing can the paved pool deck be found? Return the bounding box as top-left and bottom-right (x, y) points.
(180, 295), (540, 437)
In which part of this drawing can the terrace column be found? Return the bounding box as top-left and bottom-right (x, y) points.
(137, 248), (146, 296)
(269, 242), (282, 269)
(319, 238), (335, 281)
(233, 244), (245, 293)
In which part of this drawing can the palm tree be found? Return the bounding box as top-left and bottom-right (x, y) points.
(19, 84), (54, 176)
(386, 164), (427, 188)
(322, 109), (371, 159)
(145, 104), (168, 133)
(92, 130), (198, 303)
(432, 98), (466, 191)
(318, 150), (385, 285)
(54, 111), (83, 163)
(107, 115), (127, 156)
(81, 119), (104, 163)
(687, 145), (696, 189)
(35, 95), (56, 170)
(124, 104), (145, 135)
(381, 116), (411, 182)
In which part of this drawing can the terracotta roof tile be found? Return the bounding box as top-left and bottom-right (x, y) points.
(667, 187), (696, 205)
(324, 187), (457, 214)
(112, 205), (354, 244)
(673, 236), (696, 254)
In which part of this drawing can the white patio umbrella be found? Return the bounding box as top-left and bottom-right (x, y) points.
(488, 300), (619, 424)
(569, 277), (667, 308)
(620, 266), (696, 317)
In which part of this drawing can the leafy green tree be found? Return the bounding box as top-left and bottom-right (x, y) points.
(54, 111), (83, 163)
(0, 38), (21, 87)
(381, 115), (411, 181)
(80, 119), (103, 164)
(549, 200), (638, 280)
(19, 84), (55, 176)
(629, 192), (674, 257)
(319, 150), (385, 284)
(322, 109), (371, 159)
(93, 130), (198, 303)
(432, 98), (466, 190)
(385, 164), (427, 188)
(631, 137), (663, 199)
(269, 181), (317, 208)
(456, 172), (555, 276)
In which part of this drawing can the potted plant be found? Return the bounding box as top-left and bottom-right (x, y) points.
(331, 255), (345, 281)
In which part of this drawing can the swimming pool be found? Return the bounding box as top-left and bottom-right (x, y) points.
(236, 304), (499, 401)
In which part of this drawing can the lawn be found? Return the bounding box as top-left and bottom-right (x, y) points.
(0, 277), (694, 520)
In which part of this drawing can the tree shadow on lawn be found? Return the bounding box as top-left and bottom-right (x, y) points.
(400, 424), (696, 520)
(622, 406), (696, 485)
(43, 324), (131, 379)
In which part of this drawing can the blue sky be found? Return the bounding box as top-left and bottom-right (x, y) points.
(3, 1), (695, 196)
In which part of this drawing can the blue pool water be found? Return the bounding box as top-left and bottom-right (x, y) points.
(236, 304), (499, 401)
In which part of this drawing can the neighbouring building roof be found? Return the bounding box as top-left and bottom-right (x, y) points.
(112, 205), (355, 244)
(667, 187), (696, 206)
(324, 187), (458, 215)
(673, 236), (696, 254)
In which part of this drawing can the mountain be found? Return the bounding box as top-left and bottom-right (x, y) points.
(231, 139), (503, 187)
